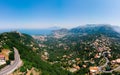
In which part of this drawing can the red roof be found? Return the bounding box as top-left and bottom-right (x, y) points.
(0, 54), (5, 58)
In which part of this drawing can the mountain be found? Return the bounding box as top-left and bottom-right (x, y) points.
(48, 26), (61, 30)
(113, 26), (120, 33)
(0, 31), (72, 75)
(34, 24), (120, 75)
(0, 24), (120, 75)
(70, 24), (120, 37)
(51, 24), (120, 39)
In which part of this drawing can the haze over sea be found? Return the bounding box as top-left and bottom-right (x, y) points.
(0, 29), (53, 35)
(0, 26), (61, 35)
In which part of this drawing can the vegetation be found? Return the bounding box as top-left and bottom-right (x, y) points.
(0, 25), (120, 75)
(0, 31), (73, 75)
(35, 25), (120, 74)
(9, 51), (14, 60)
(6, 60), (10, 65)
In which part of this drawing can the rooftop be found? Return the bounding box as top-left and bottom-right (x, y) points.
(89, 67), (99, 72)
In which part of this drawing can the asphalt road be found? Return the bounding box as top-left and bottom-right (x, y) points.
(0, 47), (22, 75)
(99, 52), (109, 69)
(99, 52), (120, 73)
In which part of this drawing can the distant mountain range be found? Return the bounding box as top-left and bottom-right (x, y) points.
(0, 24), (120, 35)
(52, 24), (120, 37)
(0, 24), (120, 75)
(35, 24), (120, 74)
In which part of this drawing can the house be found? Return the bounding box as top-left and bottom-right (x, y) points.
(0, 54), (6, 65)
(95, 54), (100, 58)
(111, 59), (120, 64)
(0, 54), (5, 61)
(68, 68), (78, 72)
(72, 64), (80, 70)
(89, 67), (99, 75)
(111, 60), (116, 64)
(116, 59), (120, 64)
(76, 58), (80, 61)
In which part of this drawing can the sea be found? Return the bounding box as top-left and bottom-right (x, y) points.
(0, 29), (53, 35)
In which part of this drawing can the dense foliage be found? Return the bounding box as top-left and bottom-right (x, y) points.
(0, 25), (120, 75)
(36, 25), (120, 75)
(0, 32), (73, 75)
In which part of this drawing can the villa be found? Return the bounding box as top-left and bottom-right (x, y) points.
(116, 59), (120, 64)
(89, 67), (99, 75)
(0, 54), (6, 65)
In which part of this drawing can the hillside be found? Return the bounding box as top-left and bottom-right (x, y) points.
(34, 25), (120, 75)
(0, 31), (72, 75)
(0, 25), (120, 75)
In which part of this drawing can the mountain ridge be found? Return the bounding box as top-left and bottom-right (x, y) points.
(34, 24), (120, 75)
(52, 24), (120, 38)
(0, 24), (120, 75)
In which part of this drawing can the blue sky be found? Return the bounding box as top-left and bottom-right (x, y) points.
(0, 0), (120, 29)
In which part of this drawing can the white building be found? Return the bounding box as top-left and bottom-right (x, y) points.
(0, 54), (6, 65)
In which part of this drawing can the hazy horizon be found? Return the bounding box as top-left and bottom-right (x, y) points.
(0, 0), (120, 29)
(0, 24), (119, 29)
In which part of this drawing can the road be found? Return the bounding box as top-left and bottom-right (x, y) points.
(99, 52), (109, 70)
(0, 47), (22, 75)
(98, 52), (120, 73)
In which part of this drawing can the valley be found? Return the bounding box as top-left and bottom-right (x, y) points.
(33, 25), (120, 75)
(0, 25), (120, 75)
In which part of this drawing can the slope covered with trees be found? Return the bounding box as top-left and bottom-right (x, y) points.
(0, 24), (120, 75)
(35, 25), (120, 75)
(0, 31), (72, 75)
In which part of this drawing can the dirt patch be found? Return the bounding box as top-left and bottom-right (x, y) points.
(10, 67), (41, 75)
(9, 69), (24, 75)
(31, 68), (41, 75)
(26, 67), (41, 75)
(1, 49), (10, 60)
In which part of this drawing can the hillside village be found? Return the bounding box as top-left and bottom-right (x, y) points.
(37, 35), (120, 74)
(33, 25), (120, 75)
(0, 25), (120, 75)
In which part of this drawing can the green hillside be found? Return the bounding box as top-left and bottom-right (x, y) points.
(35, 25), (120, 75)
(0, 31), (72, 75)
(0, 25), (120, 75)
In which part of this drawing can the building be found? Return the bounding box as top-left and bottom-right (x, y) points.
(0, 54), (5, 61)
(111, 59), (120, 64)
(0, 54), (6, 65)
(89, 67), (99, 75)
(116, 59), (120, 64)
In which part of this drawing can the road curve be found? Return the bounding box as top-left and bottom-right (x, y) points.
(99, 52), (120, 73)
(0, 47), (22, 75)
(98, 52), (109, 71)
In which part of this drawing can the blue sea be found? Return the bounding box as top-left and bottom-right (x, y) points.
(0, 29), (53, 35)
(19, 29), (52, 35)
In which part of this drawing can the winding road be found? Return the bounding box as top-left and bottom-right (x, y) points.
(99, 52), (109, 68)
(0, 47), (22, 75)
(98, 51), (120, 73)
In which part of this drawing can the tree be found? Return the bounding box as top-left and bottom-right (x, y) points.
(101, 73), (112, 75)
(20, 66), (26, 72)
(9, 52), (14, 60)
(6, 60), (10, 65)
(106, 65), (111, 71)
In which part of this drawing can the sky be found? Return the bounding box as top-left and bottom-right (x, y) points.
(0, 0), (120, 29)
